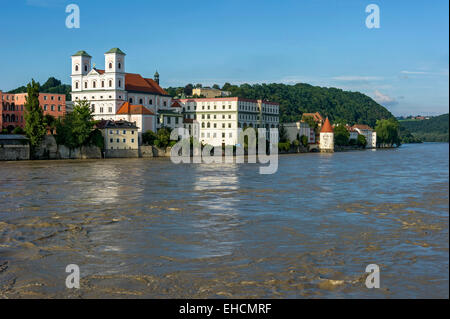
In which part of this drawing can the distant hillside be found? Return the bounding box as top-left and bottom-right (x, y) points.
(166, 83), (395, 127)
(400, 114), (449, 142)
(8, 77), (71, 101)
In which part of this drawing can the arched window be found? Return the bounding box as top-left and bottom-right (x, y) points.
(75, 65), (79, 72)
(139, 98), (143, 104)
(109, 63), (112, 69)
(207, 122), (210, 128)
(93, 81), (96, 88)
(118, 62), (121, 69)
(118, 80), (121, 87)
(91, 104), (95, 112)
(101, 81), (105, 88)
(75, 82), (79, 89)
(11, 114), (15, 122)
(202, 122), (205, 128)
(84, 65), (88, 72)
(109, 80), (112, 87)
(84, 82), (88, 89)
(129, 98), (133, 103)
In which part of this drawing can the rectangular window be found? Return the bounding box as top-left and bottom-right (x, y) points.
(131, 139), (135, 143)
(123, 130), (126, 134)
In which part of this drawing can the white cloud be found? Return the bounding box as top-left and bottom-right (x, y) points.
(373, 90), (398, 107)
(331, 76), (383, 82)
(400, 70), (429, 75)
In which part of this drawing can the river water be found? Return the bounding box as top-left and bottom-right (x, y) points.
(0, 143), (448, 298)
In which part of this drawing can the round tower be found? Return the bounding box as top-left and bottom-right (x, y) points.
(320, 117), (334, 152)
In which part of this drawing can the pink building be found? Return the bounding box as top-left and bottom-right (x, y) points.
(0, 90), (66, 130)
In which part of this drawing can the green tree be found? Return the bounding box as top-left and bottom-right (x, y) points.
(44, 114), (56, 134)
(142, 130), (157, 145)
(154, 127), (172, 148)
(55, 100), (94, 149)
(357, 134), (367, 147)
(24, 79), (46, 152)
(334, 124), (350, 146)
(279, 124), (289, 143)
(300, 135), (308, 147)
(375, 118), (401, 146)
(12, 126), (25, 135)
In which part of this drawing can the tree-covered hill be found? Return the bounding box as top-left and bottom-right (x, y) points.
(167, 83), (395, 127)
(399, 114), (449, 142)
(8, 77), (71, 100)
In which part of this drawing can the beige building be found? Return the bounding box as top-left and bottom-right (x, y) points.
(284, 121), (315, 144)
(192, 87), (231, 98)
(96, 120), (139, 157)
(176, 97), (279, 146)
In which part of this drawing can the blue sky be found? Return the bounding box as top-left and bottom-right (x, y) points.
(0, 0), (448, 116)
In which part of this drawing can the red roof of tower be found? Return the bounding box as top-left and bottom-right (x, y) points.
(321, 117), (333, 133)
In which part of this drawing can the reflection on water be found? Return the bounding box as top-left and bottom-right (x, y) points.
(0, 143), (448, 298)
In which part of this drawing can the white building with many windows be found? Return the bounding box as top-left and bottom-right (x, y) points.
(70, 48), (182, 139)
(175, 97), (279, 146)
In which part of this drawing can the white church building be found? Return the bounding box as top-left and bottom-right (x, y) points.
(70, 48), (182, 139)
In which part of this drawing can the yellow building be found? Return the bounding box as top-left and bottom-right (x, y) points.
(96, 120), (139, 157)
(191, 87), (230, 98)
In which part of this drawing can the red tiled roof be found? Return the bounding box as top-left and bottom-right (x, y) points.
(171, 101), (181, 108)
(321, 117), (333, 133)
(183, 118), (194, 124)
(302, 112), (324, 123)
(116, 102), (155, 115)
(352, 124), (372, 130)
(93, 68), (105, 74)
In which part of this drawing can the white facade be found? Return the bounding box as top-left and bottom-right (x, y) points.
(70, 48), (173, 137)
(284, 121), (314, 144)
(176, 97), (279, 146)
(353, 126), (377, 148)
(319, 132), (334, 151)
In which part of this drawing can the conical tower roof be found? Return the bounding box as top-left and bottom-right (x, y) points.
(321, 117), (333, 133)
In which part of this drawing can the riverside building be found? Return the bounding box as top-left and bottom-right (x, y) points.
(0, 90), (66, 130)
(175, 97), (279, 147)
(70, 48), (182, 139)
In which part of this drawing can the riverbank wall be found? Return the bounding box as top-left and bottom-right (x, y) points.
(34, 135), (102, 160)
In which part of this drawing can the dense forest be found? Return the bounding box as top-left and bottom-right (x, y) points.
(399, 114), (449, 142)
(167, 83), (395, 127)
(8, 77), (71, 100)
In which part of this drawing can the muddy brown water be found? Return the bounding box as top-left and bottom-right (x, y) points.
(0, 143), (448, 298)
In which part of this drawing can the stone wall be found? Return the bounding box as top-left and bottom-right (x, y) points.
(0, 145), (30, 161)
(140, 145), (154, 158)
(35, 135), (102, 160)
(105, 149), (139, 158)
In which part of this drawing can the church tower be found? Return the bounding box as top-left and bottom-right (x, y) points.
(105, 48), (126, 74)
(154, 70), (160, 85)
(71, 50), (91, 92)
(320, 117), (334, 152)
